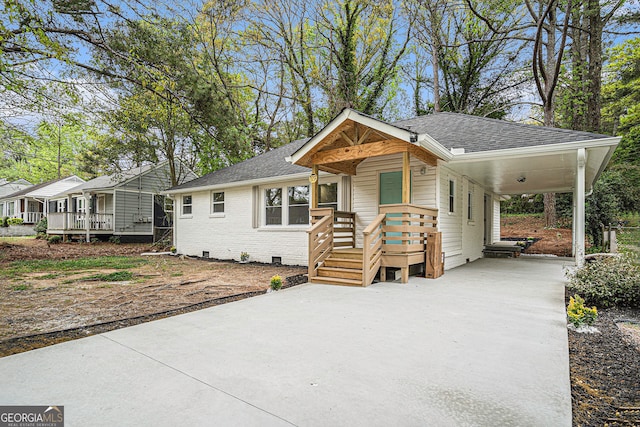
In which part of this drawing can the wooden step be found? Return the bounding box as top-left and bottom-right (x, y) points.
(331, 248), (363, 260)
(323, 257), (362, 269)
(318, 266), (363, 280)
(309, 276), (363, 287)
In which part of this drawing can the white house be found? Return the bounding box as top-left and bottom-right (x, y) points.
(0, 176), (85, 224)
(0, 179), (32, 217)
(165, 109), (619, 286)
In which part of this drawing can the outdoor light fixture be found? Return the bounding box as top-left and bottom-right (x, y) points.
(410, 133), (418, 143)
(517, 176), (527, 183)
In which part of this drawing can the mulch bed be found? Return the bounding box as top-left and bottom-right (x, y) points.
(568, 305), (640, 426)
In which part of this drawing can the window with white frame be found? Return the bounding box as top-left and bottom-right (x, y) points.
(182, 195), (192, 215)
(211, 191), (224, 213)
(7, 201), (14, 216)
(264, 182), (338, 226)
(468, 190), (473, 220)
(288, 185), (309, 225)
(265, 188), (282, 225)
(57, 200), (66, 213)
(448, 179), (455, 214)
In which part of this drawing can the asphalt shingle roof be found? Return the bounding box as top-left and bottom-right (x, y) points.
(169, 139), (310, 191)
(65, 164), (156, 194)
(169, 112), (614, 191)
(0, 177), (64, 200)
(392, 112), (611, 153)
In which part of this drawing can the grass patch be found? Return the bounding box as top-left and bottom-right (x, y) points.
(170, 272), (184, 277)
(0, 256), (148, 279)
(85, 271), (133, 282)
(11, 284), (31, 291)
(34, 273), (61, 280)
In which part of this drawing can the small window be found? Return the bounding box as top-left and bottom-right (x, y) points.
(319, 182), (338, 210)
(211, 191), (224, 213)
(265, 188), (282, 225)
(468, 191), (473, 220)
(164, 197), (174, 213)
(7, 201), (14, 216)
(182, 195), (192, 215)
(288, 185), (309, 225)
(448, 179), (455, 213)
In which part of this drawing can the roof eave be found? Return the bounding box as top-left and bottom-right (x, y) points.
(448, 136), (620, 163)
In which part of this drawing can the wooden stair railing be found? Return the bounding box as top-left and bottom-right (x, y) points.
(362, 213), (385, 286)
(307, 214), (334, 281)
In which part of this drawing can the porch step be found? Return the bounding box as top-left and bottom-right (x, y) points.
(309, 276), (363, 287)
(317, 266), (363, 280)
(323, 257), (362, 269)
(331, 248), (363, 260)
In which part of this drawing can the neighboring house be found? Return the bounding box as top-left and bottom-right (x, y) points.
(0, 176), (85, 224)
(0, 179), (33, 216)
(47, 161), (198, 242)
(165, 108), (619, 286)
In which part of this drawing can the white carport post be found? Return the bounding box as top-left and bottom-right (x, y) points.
(574, 148), (586, 267)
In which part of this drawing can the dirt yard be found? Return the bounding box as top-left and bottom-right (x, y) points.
(501, 214), (573, 256)
(0, 238), (305, 356)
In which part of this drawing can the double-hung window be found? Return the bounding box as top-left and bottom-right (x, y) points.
(288, 185), (309, 225)
(318, 182), (338, 210)
(182, 195), (193, 215)
(448, 179), (455, 214)
(265, 188), (282, 225)
(211, 191), (224, 214)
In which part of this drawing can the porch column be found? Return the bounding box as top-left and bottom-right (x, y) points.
(310, 165), (319, 209)
(574, 148), (586, 267)
(402, 152), (410, 203)
(85, 192), (91, 243)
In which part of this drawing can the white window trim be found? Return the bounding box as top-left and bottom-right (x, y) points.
(180, 194), (193, 218)
(467, 186), (475, 225)
(259, 178), (340, 229)
(210, 191), (225, 218)
(448, 177), (456, 215)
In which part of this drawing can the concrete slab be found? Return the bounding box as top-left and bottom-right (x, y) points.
(0, 258), (572, 426)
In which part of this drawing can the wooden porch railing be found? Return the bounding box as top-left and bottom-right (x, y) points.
(362, 213), (385, 286)
(379, 204), (438, 253)
(307, 214), (334, 281)
(310, 208), (355, 249)
(20, 212), (43, 224)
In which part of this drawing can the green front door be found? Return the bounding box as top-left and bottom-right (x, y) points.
(380, 171), (409, 244)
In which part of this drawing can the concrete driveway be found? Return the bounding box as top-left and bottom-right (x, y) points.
(0, 258), (572, 426)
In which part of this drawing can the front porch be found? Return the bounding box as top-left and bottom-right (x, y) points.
(48, 212), (114, 234)
(307, 205), (443, 286)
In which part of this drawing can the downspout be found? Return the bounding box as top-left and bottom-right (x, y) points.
(575, 148), (587, 267)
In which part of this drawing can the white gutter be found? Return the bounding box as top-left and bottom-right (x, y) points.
(162, 171), (326, 195)
(449, 137), (620, 163)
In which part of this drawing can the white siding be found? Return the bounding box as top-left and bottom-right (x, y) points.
(175, 176), (340, 265)
(437, 165), (489, 270)
(493, 198), (501, 243)
(352, 153), (437, 247)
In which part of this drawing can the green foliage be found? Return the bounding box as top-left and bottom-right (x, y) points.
(566, 255), (640, 308)
(0, 256), (148, 279)
(270, 274), (283, 291)
(0, 217), (9, 227)
(108, 236), (121, 244)
(85, 271), (133, 282)
(501, 195), (544, 215)
(47, 235), (63, 244)
(567, 294), (598, 327)
(7, 218), (24, 226)
(34, 217), (48, 234)
(11, 284), (31, 291)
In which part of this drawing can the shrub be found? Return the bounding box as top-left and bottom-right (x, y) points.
(270, 275), (283, 291)
(566, 254), (640, 308)
(34, 217), (48, 233)
(240, 251), (250, 262)
(7, 217), (23, 226)
(567, 294), (598, 327)
(108, 236), (120, 244)
(47, 235), (62, 245)
(0, 217), (7, 227)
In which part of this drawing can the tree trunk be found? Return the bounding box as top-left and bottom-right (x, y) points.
(586, 0), (603, 132)
(544, 193), (557, 227)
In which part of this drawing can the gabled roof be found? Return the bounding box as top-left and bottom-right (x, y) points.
(168, 139), (310, 192)
(63, 164), (157, 194)
(0, 176), (85, 200)
(393, 112), (611, 153)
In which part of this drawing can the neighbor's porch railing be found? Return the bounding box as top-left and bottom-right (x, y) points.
(20, 211), (43, 224)
(47, 212), (114, 231)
